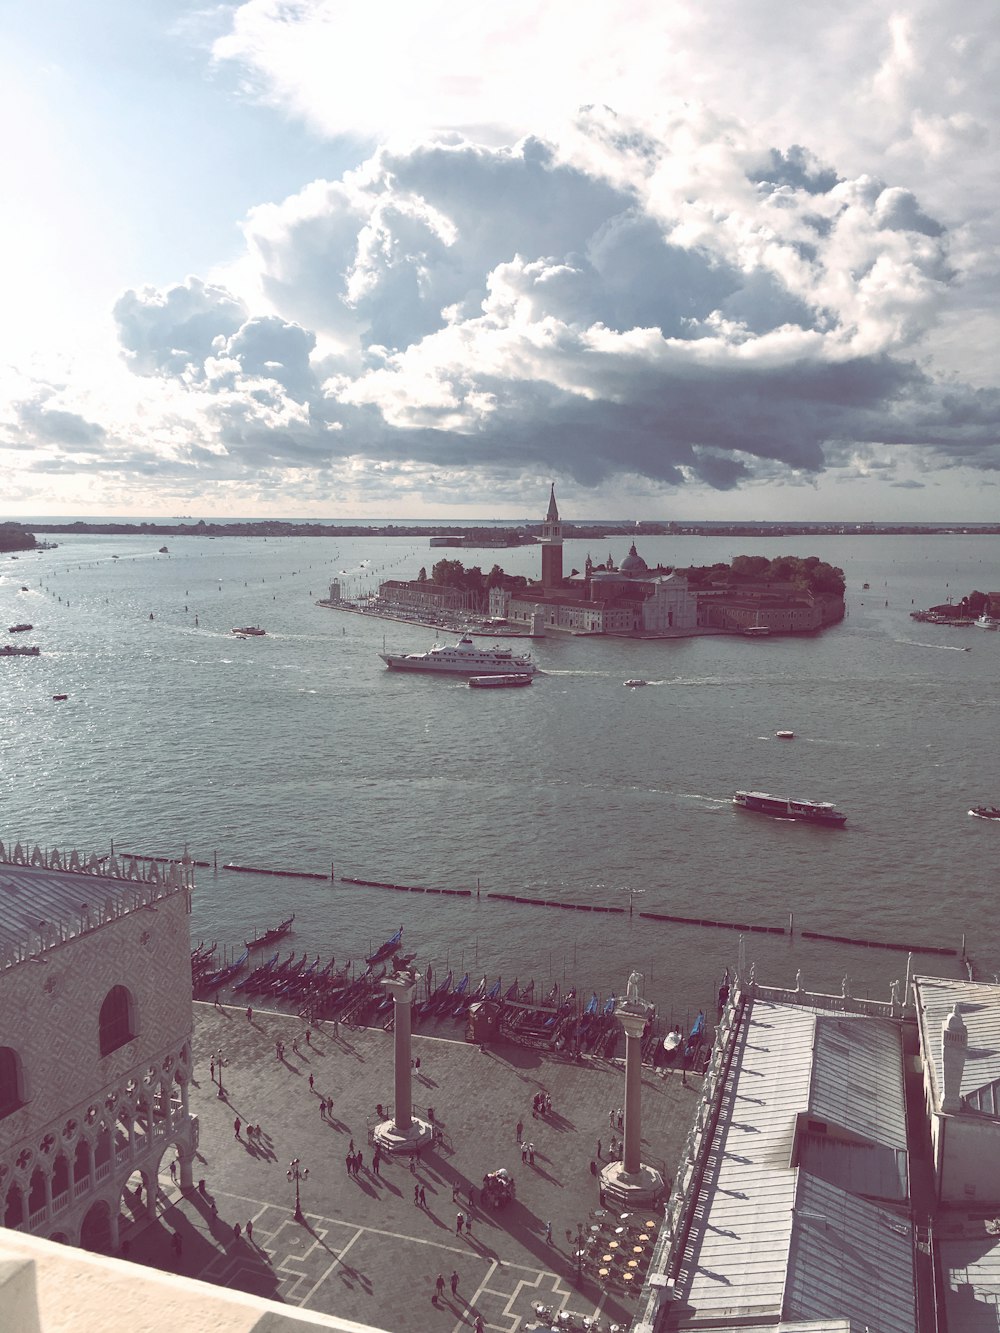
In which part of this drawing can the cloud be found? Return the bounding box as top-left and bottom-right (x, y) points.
(6, 92), (1000, 513)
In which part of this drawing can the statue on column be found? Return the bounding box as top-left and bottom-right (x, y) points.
(626, 970), (642, 1005)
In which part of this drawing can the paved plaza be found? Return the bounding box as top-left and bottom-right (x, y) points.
(124, 1002), (702, 1331)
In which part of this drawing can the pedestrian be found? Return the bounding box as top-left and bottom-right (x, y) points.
(309, 1072), (315, 1091)
(305, 1028), (311, 1045)
(457, 1212), (464, 1234)
(247, 1219), (253, 1242)
(349, 1138), (355, 1154)
(210, 1058), (215, 1082)
(516, 1119), (523, 1143)
(617, 1108), (623, 1131)
(590, 1160), (597, 1176)
(234, 1222), (242, 1241)
(410, 1157), (417, 1175)
(347, 1153), (354, 1175)
(521, 1142), (528, 1164)
(198, 1178), (206, 1197)
(528, 1143), (535, 1165)
(450, 1270), (459, 1296)
(415, 1056), (421, 1071)
(414, 1146), (422, 1165)
(468, 1186), (476, 1209)
(373, 1149), (381, 1176)
(596, 1138), (601, 1159)
(452, 1183), (460, 1202)
(544, 1219), (552, 1244)
(169, 1159), (177, 1183)
(434, 1273), (445, 1303)
(320, 1098), (327, 1118)
(246, 1006), (253, 1022)
(419, 1184), (426, 1207)
(171, 1231), (182, 1257)
(465, 1212), (473, 1236)
(609, 1108), (615, 1129)
(234, 1117), (241, 1138)
(414, 1183), (420, 1205)
(356, 1150), (364, 1174)
(292, 1037), (300, 1055)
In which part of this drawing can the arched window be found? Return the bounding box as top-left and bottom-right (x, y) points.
(0, 1046), (23, 1118)
(99, 986), (135, 1057)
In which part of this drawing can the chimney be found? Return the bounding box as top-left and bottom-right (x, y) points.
(941, 1004), (968, 1113)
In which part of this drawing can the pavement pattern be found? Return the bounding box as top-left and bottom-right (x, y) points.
(123, 1002), (702, 1332)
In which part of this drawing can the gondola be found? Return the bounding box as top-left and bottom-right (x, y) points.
(366, 926), (403, 966)
(234, 951), (279, 992)
(245, 914), (295, 951)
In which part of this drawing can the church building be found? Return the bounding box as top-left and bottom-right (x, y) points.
(502, 487), (699, 636)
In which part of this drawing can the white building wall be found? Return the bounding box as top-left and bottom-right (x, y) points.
(641, 574), (698, 633)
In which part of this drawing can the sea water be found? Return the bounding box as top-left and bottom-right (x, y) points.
(2, 530), (998, 1025)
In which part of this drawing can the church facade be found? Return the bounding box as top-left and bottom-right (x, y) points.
(0, 841), (198, 1254)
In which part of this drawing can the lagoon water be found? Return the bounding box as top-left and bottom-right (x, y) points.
(3, 529), (999, 1026)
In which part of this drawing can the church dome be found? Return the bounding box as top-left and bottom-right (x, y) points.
(620, 542), (648, 574)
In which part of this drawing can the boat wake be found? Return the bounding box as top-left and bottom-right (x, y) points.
(898, 638), (971, 652)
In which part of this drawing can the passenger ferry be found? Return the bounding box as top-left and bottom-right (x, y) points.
(733, 790), (846, 826)
(974, 613), (1000, 630)
(380, 635), (536, 675)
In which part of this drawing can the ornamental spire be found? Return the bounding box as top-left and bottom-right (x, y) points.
(546, 483), (559, 522)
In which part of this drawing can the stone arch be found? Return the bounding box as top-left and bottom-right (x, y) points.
(0, 1045), (25, 1118)
(119, 1167), (151, 1231)
(4, 1181), (24, 1228)
(80, 1198), (112, 1253)
(51, 1151), (69, 1201)
(27, 1166), (46, 1218)
(73, 1137), (91, 1187)
(49, 1231), (69, 1244)
(99, 984), (136, 1057)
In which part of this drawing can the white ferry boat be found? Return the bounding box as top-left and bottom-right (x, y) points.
(974, 613), (1000, 630)
(380, 635), (536, 676)
(733, 790), (846, 826)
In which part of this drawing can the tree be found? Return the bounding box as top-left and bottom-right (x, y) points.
(417, 567), (427, 582)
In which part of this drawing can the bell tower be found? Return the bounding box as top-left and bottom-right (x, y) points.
(540, 483), (563, 589)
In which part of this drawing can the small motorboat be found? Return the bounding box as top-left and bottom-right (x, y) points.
(232, 626), (266, 636)
(624, 679), (648, 688)
(8, 624), (32, 633)
(52, 694), (68, 701)
(775, 730), (795, 740)
(969, 806), (1000, 821)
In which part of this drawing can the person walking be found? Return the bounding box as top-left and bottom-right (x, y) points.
(596, 1138), (602, 1159)
(414, 1183), (420, 1205)
(171, 1231), (182, 1258)
(419, 1185), (426, 1207)
(210, 1058), (215, 1082)
(169, 1159), (177, 1183)
(355, 1150), (364, 1174)
(246, 1006), (253, 1022)
(233, 1222), (242, 1242)
(516, 1119), (524, 1144)
(450, 1271), (459, 1296)
(234, 1117), (241, 1138)
(452, 1183), (460, 1202)
(246, 1219), (253, 1243)
(521, 1142), (528, 1164)
(456, 1212), (464, 1235)
(544, 1219), (552, 1244)
(528, 1143), (535, 1165)
(309, 1072), (315, 1091)
(373, 1149), (381, 1176)
(320, 1098), (327, 1118)
(434, 1273), (445, 1304)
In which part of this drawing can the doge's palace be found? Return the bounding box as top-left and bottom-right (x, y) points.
(0, 841), (197, 1253)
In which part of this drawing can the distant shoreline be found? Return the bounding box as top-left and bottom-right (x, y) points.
(13, 520), (1000, 540)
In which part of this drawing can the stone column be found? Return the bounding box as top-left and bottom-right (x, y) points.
(621, 1010), (645, 1175)
(373, 970), (434, 1155)
(392, 977), (414, 1134)
(599, 972), (665, 1209)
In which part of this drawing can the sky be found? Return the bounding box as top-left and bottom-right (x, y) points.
(1, 0), (998, 520)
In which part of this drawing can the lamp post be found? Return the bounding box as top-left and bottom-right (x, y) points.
(574, 1220), (585, 1281)
(287, 1157), (309, 1223)
(216, 1048), (227, 1099)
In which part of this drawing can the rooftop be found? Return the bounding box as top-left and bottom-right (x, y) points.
(0, 842), (192, 972)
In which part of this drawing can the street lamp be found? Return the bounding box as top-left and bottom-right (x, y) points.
(287, 1157), (309, 1223)
(574, 1221), (586, 1282)
(216, 1048), (227, 1099)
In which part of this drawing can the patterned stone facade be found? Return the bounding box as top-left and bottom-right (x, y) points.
(0, 843), (197, 1253)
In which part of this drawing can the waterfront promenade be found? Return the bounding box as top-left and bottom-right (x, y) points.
(125, 1002), (701, 1331)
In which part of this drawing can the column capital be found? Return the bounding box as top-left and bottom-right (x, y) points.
(382, 970), (420, 1003)
(616, 999), (653, 1038)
